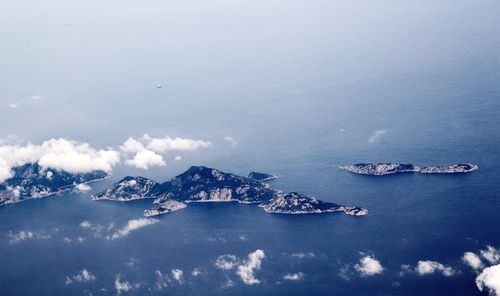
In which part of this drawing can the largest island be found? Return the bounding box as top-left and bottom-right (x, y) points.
(93, 166), (368, 217)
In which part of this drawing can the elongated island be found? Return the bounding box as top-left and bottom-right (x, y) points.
(343, 163), (478, 176)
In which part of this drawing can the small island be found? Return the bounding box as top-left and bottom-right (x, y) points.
(93, 166), (367, 217)
(343, 163), (478, 176)
(0, 163), (107, 206)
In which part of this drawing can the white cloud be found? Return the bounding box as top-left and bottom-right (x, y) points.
(7, 230), (50, 244)
(215, 254), (239, 270)
(114, 275), (139, 295)
(224, 136), (237, 147)
(80, 221), (93, 229)
(75, 183), (91, 192)
(0, 138), (120, 182)
(0, 134), (213, 181)
(191, 268), (203, 277)
(291, 252), (315, 259)
(8, 103), (17, 109)
(463, 252), (484, 270)
(338, 265), (352, 281)
(481, 246), (500, 265)
(237, 249), (265, 285)
(31, 94), (44, 100)
(65, 269), (96, 285)
(143, 134), (212, 152)
(415, 260), (455, 277)
(476, 264), (500, 295)
(368, 129), (387, 144)
(120, 137), (145, 154)
(108, 218), (158, 240)
(222, 278), (235, 288)
(125, 150), (165, 170)
(283, 272), (305, 281)
(37, 139), (119, 174)
(125, 258), (140, 267)
(79, 220), (105, 238)
(174, 156), (182, 161)
(354, 255), (384, 276)
(171, 269), (184, 284)
(154, 271), (168, 290)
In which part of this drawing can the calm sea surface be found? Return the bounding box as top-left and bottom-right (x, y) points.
(0, 0), (499, 295)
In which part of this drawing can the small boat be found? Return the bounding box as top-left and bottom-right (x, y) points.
(156, 84), (162, 89)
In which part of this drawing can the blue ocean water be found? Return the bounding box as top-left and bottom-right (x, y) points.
(1, 0), (500, 295)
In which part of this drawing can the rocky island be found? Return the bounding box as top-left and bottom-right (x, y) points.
(343, 163), (478, 176)
(260, 192), (368, 216)
(93, 166), (367, 217)
(0, 162), (107, 206)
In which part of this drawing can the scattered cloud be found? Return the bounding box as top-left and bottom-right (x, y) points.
(125, 258), (140, 268)
(120, 138), (145, 154)
(108, 218), (158, 240)
(65, 269), (96, 285)
(142, 134), (212, 152)
(191, 268), (204, 277)
(368, 129), (387, 144)
(215, 254), (239, 270)
(480, 246), (500, 265)
(80, 220), (106, 238)
(120, 134), (211, 169)
(291, 252), (315, 259)
(222, 278), (235, 288)
(125, 150), (165, 170)
(414, 260), (456, 277)
(283, 272), (305, 281)
(171, 269), (184, 284)
(114, 275), (140, 295)
(462, 245), (500, 294)
(463, 252), (484, 271)
(62, 236), (85, 244)
(154, 270), (168, 291)
(224, 137), (237, 147)
(75, 183), (91, 192)
(237, 249), (265, 285)
(476, 264), (500, 296)
(354, 255), (384, 276)
(338, 264), (353, 281)
(7, 230), (50, 244)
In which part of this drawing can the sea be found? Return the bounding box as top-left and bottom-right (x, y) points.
(0, 0), (499, 295)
